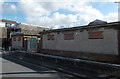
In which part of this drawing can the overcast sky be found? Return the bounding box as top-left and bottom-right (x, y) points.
(0, 0), (119, 29)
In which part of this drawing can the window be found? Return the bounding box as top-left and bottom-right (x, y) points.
(47, 35), (54, 40)
(18, 37), (21, 41)
(89, 31), (103, 39)
(6, 23), (11, 27)
(64, 33), (74, 40)
(13, 37), (16, 41)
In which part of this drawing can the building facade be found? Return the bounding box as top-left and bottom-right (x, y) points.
(40, 20), (120, 62)
(0, 27), (7, 49)
(0, 19), (48, 50)
(17, 23), (48, 35)
(0, 19), (18, 49)
(11, 33), (41, 52)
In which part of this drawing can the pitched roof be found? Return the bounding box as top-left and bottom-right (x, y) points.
(40, 21), (120, 34)
(0, 19), (17, 24)
(88, 19), (107, 26)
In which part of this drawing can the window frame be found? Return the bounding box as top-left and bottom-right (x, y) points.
(13, 37), (16, 41)
(47, 35), (54, 40)
(88, 31), (103, 39)
(64, 33), (74, 40)
(18, 37), (21, 41)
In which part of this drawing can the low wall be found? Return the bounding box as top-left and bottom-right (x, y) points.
(41, 49), (119, 63)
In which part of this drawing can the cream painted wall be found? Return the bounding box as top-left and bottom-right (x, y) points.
(42, 27), (118, 55)
(12, 36), (23, 50)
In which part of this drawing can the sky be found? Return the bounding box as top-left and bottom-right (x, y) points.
(0, 0), (119, 29)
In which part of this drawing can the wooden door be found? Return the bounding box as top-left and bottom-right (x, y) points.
(37, 36), (42, 52)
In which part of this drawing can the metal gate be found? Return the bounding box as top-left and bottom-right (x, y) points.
(29, 38), (37, 50)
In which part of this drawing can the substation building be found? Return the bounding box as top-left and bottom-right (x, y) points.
(40, 20), (120, 62)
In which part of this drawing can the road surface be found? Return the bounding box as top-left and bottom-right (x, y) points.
(0, 51), (75, 79)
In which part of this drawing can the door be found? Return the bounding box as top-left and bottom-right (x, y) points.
(23, 37), (28, 51)
(29, 38), (37, 50)
(37, 37), (42, 52)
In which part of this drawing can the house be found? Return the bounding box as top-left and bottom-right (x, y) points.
(0, 27), (7, 49)
(0, 19), (49, 50)
(16, 23), (48, 35)
(0, 19), (17, 49)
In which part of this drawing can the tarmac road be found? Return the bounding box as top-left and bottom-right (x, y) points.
(0, 51), (75, 79)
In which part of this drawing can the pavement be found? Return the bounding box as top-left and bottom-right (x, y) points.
(0, 51), (75, 79)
